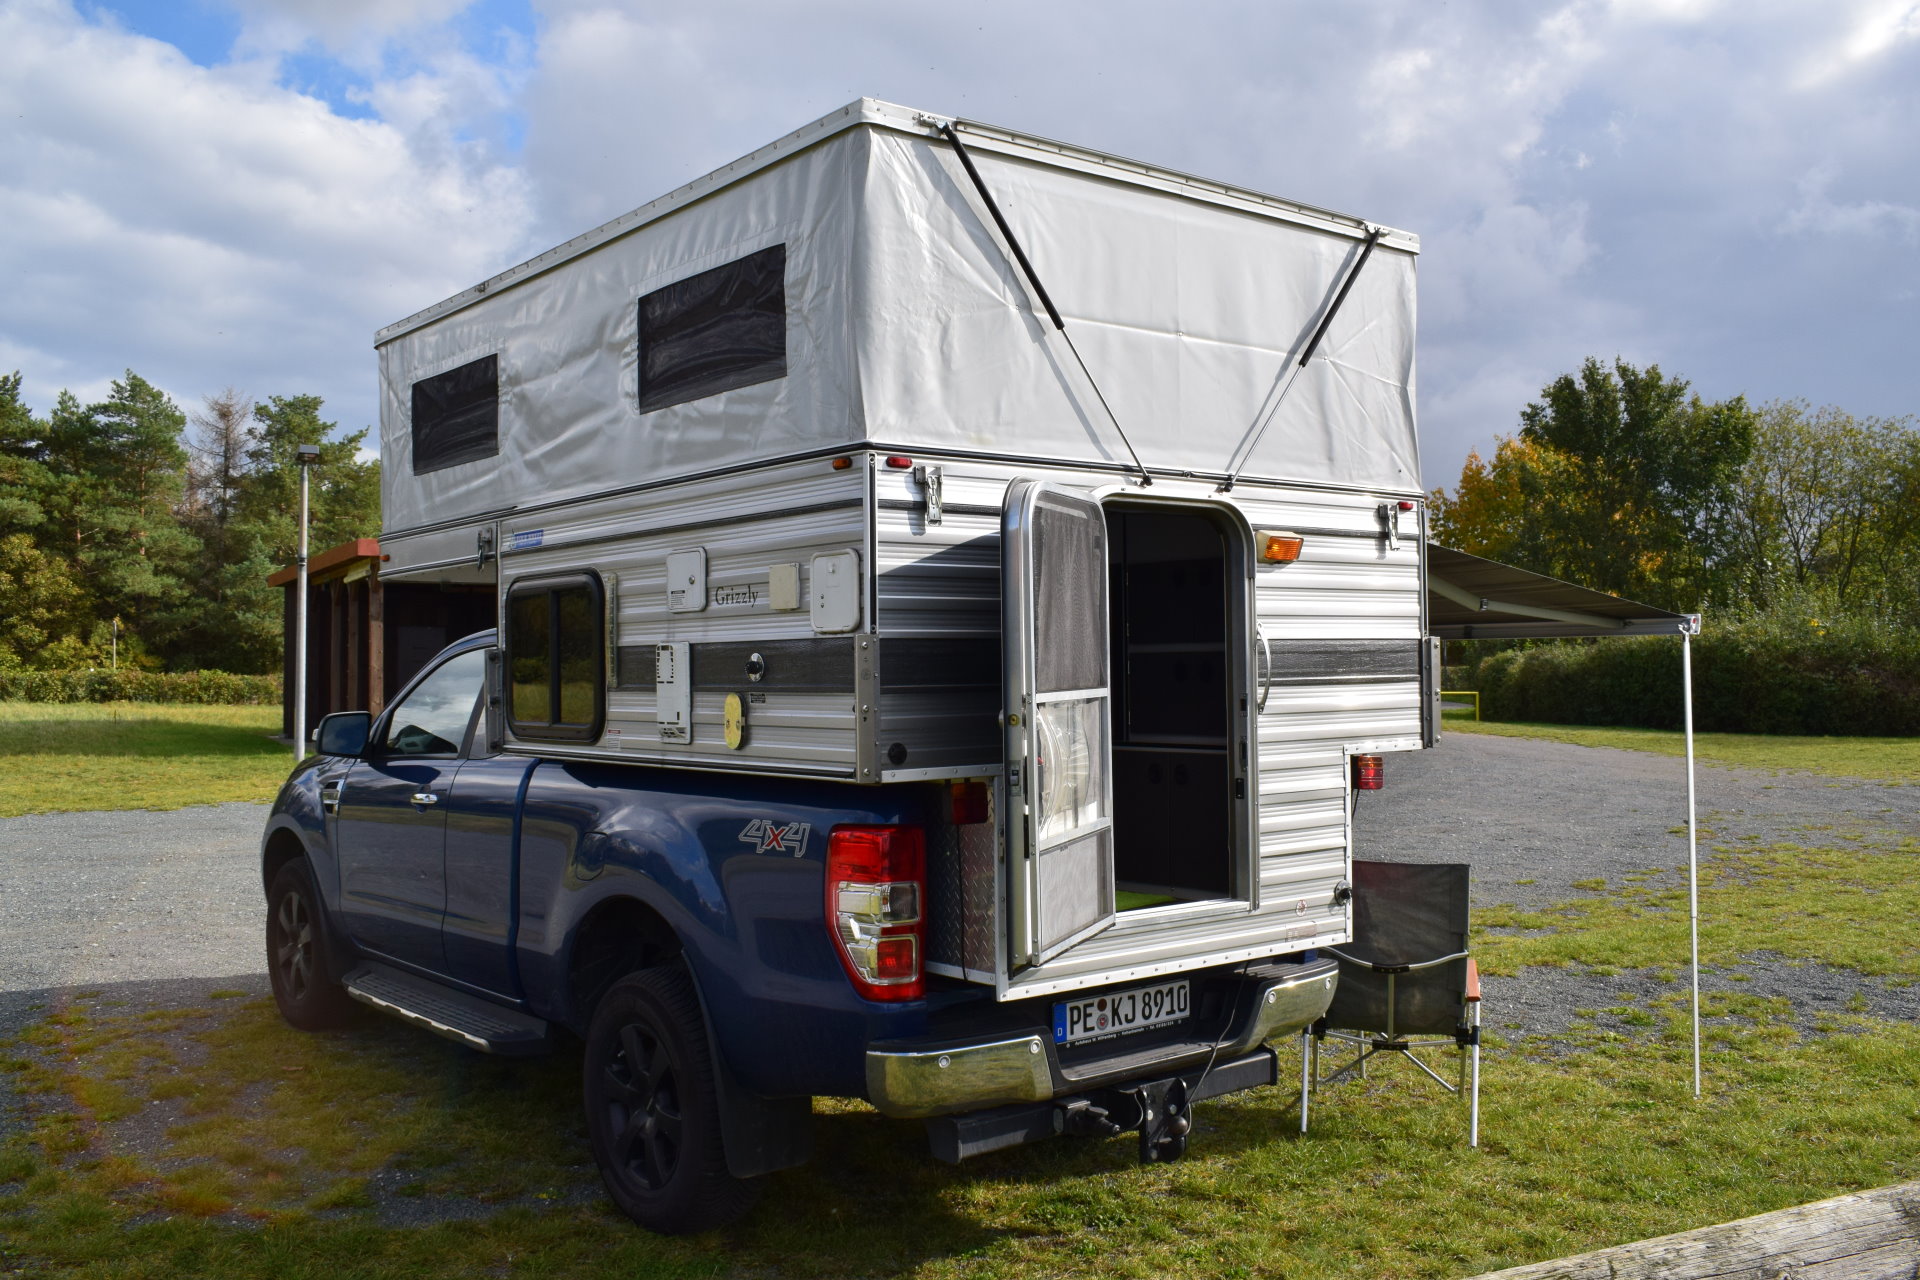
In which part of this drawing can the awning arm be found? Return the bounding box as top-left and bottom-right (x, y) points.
(1428, 572), (1628, 631)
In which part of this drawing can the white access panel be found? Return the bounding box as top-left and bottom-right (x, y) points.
(811, 550), (861, 633)
(667, 548), (707, 613)
(655, 642), (691, 742)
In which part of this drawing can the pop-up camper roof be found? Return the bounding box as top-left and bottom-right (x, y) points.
(375, 99), (1420, 538)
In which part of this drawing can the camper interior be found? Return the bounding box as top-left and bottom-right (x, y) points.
(1106, 503), (1248, 911)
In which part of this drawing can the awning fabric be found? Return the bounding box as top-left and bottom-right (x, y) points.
(1426, 544), (1696, 639)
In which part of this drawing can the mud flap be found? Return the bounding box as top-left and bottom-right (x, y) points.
(685, 966), (814, 1178)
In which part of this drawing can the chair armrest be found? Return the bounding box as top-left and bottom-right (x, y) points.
(1464, 957), (1481, 1003)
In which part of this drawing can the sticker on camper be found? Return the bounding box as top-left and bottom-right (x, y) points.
(506, 529), (544, 551)
(739, 819), (812, 857)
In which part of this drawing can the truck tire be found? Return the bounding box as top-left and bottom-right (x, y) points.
(583, 965), (758, 1233)
(265, 859), (355, 1031)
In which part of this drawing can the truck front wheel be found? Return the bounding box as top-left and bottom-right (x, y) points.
(583, 965), (758, 1233)
(265, 860), (355, 1031)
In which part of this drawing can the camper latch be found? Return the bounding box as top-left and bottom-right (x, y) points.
(914, 464), (944, 525)
(475, 526), (495, 568)
(1377, 502), (1401, 552)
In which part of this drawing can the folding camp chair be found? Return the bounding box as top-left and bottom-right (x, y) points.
(1300, 860), (1482, 1146)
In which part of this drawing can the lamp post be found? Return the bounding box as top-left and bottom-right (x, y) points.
(293, 443), (321, 762)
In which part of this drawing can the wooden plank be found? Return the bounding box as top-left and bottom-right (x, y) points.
(1469, 1180), (1920, 1280)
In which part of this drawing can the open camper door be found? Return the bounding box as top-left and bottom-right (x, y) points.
(1003, 479), (1117, 968)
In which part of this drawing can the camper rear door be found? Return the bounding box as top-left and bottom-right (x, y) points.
(1001, 479), (1118, 966)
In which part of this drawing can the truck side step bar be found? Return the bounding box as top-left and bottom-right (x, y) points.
(343, 963), (551, 1056)
(925, 1045), (1279, 1164)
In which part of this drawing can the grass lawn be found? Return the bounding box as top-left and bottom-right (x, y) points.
(3, 826), (1917, 1277)
(1441, 707), (1920, 782)
(0, 702), (290, 818)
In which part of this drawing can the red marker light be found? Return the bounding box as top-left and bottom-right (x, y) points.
(885, 455), (914, 469)
(1397, 500), (1415, 511)
(1352, 755), (1384, 791)
(950, 780), (990, 825)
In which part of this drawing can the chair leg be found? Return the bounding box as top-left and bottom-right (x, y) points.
(1469, 1005), (1482, 1148)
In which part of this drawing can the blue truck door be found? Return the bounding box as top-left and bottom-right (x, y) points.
(333, 648), (487, 971)
(441, 748), (537, 996)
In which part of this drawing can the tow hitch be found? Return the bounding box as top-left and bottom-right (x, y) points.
(927, 1045), (1275, 1165)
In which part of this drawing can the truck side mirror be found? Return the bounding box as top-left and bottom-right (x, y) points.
(315, 710), (371, 758)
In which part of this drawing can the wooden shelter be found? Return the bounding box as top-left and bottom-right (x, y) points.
(268, 538), (493, 739)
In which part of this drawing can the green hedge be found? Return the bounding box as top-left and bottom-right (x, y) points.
(1466, 615), (1920, 736)
(0, 669), (282, 705)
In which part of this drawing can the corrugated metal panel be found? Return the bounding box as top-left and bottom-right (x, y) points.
(500, 457), (869, 776)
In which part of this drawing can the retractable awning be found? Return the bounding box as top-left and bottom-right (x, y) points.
(1424, 542), (1707, 1098)
(1427, 543), (1695, 639)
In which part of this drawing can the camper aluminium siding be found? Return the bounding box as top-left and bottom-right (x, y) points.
(496, 455), (871, 776)
(874, 459), (1422, 997)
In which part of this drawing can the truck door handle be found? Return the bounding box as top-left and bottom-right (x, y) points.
(410, 792), (440, 806)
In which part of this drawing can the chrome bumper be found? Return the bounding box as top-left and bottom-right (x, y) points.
(865, 961), (1338, 1119)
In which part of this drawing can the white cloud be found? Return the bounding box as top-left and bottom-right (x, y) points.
(223, 0), (478, 60)
(0, 0), (533, 433)
(6, 0), (1917, 494)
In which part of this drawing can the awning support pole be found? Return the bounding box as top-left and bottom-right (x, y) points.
(1683, 628), (1701, 1098)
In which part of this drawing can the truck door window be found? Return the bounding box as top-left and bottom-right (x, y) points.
(506, 574), (605, 742)
(383, 649), (487, 757)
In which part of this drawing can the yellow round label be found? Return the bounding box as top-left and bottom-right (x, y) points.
(723, 692), (747, 750)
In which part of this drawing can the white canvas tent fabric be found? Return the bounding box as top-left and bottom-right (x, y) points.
(1426, 544), (1707, 1096)
(375, 100), (1420, 537)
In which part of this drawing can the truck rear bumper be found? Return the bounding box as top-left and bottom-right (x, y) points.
(865, 957), (1337, 1119)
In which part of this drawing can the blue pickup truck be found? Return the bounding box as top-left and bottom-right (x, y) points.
(262, 628), (1341, 1233)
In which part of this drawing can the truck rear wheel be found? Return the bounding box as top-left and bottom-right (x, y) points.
(583, 965), (758, 1233)
(265, 860), (355, 1031)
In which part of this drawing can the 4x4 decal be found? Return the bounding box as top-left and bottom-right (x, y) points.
(739, 818), (812, 857)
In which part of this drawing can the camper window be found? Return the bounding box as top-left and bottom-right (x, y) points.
(637, 244), (788, 412)
(410, 354), (499, 474)
(505, 574), (604, 742)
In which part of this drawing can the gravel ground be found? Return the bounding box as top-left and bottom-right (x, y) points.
(1354, 731), (1920, 1040)
(0, 801), (268, 995)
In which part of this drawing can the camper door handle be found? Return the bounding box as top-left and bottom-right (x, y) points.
(1255, 629), (1272, 712)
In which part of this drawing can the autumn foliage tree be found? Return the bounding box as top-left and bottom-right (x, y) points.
(1433, 357), (1756, 611)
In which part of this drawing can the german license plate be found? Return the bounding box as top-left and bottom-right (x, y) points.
(1053, 980), (1190, 1046)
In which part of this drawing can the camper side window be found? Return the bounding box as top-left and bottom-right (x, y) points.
(637, 244), (787, 412)
(411, 354), (499, 474)
(505, 574), (604, 742)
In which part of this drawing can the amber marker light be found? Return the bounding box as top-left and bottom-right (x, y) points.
(831, 456), (853, 470)
(1258, 531), (1305, 563)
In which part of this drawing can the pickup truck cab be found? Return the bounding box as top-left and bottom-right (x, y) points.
(262, 629), (1339, 1233)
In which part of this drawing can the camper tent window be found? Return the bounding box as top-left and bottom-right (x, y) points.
(637, 245), (788, 412)
(410, 354), (499, 474)
(506, 575), (604, 742)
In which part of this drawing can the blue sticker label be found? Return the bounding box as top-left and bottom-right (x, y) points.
(506, 529), (543, 551)
(1053, 1003), (1068, 1044)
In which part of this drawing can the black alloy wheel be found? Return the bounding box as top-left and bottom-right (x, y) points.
(265, 860), (354, 1030)
(583, 965), (757, 1233)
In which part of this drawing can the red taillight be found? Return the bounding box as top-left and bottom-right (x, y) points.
(1352, 754), (1384, 791)
(826, 825), (925, 1001)
(949, 780), (990, 826)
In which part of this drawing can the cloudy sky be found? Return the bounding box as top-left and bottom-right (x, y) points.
(2, 0), (1915, 490)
